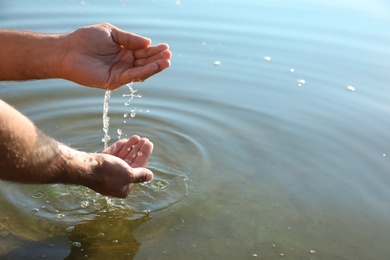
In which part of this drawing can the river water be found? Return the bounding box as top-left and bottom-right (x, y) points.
(1, 0), (390, 259)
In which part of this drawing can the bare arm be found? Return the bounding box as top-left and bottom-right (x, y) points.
(0, 22), (171, 90)
(0, 99), (153, 198)
(0, 30), (62, 80)
(0, 23), (164, 198)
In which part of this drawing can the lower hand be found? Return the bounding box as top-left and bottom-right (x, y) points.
(87, 135), (154, 198)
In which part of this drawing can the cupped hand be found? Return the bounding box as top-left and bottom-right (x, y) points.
(59, 22), (171, 90)
(103, 135), (154, 168)
(88, 135), (154, 198)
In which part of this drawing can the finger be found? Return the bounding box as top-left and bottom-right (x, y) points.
(134, 43), (170, 59)
(134, 50), (172, 67)
(130, 138), (154, 168)
(125, 138), (147, 163)
(154, 59), (171, 72)
(102, 139), (128, 154)
(120, 62), (160, 84)
(109, 24), (151, 50)
(115, 135), (141, 159)
(131, 168), (154, 183)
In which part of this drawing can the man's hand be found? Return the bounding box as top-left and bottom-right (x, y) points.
(0, 99), (155, 198)
(0, 23), (171, 89)
(102, 135), (154, 168)
(59, 22), (172, 90)
(87, 136), (154, 198)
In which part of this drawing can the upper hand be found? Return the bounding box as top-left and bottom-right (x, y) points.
(58, 22), (171, 90)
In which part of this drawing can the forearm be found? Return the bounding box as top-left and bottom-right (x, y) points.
(0, 99), (94, 185)
(0, 29), (64, 80)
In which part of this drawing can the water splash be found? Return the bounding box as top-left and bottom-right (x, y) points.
(102, 90), (112, 150)
(117, 128), (123, 139)
(123, 83), (142, 122)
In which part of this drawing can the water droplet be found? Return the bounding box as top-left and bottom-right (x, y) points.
(146, 108), (151, 112)
(263, 56), (271, 61)
(124, 159), (132, 164)
(101, 136), (111, 143)
(56, 214), (65, 219)
(112, 240), (119, 243)
(346, 85), (355, 91)
(297, 79), (306, 87)
(80, 201), (89, 209)
(31, 208), (39, 212)
(127, 148), (131, 152)
(309, 249), (316, 254)
(137, 151), (143, 157)
(252, 254), (258, 258)
(289, 68), (295, 72)
(213, 60), (221, 66)
(72, 242), (82, 248)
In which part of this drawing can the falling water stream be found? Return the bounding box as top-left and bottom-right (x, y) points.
(102, 83), (140, 149)
(101, 90), (111, 150)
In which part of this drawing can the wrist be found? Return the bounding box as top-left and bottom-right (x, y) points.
(0, 30), (66, 80)
(56, 144), (97, 186)
(29, 33), (67, 79)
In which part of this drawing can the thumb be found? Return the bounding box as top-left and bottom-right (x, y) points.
(131, 168), (154, 183)
(111, 25), (151, 49)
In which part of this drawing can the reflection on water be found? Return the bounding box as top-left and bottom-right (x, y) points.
(0, 210), (149, 259)
(1, 0), (390, 259)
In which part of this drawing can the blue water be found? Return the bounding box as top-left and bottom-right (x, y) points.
(1, 0), (390, 259)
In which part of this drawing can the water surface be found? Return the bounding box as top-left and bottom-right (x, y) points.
(1, 0), (390, 259)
